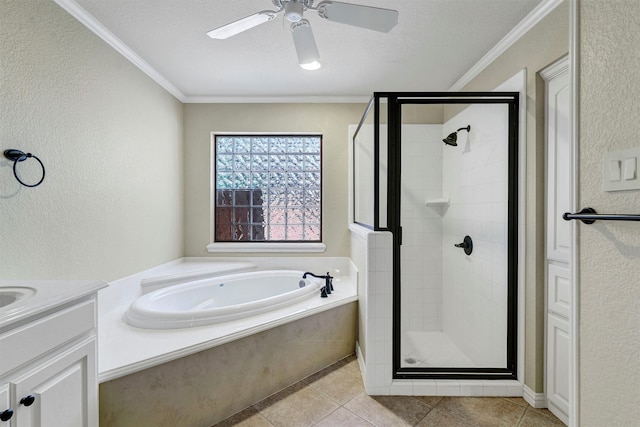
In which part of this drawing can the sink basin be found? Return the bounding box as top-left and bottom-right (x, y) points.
(0, 287), (36, 309)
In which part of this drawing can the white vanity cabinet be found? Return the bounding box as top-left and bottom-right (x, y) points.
(0, 384), (10, 424)
(0, 281), (105, 427)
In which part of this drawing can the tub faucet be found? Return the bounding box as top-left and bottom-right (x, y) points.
(325, 272), (334, 292)
(302, 272), (333, 297)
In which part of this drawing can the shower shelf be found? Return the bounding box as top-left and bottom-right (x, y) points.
(424, 197), (450, 206)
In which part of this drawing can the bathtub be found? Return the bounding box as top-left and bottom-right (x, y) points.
(99, 257), (358, 383)
(100, 258), (358, 425)
(125, 270), (323, 329)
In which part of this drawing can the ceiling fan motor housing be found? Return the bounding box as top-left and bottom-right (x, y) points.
(274, 0), (314, 22)
(285, 2), (303, 22)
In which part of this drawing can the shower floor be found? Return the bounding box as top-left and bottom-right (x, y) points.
(401, 331), (475, 368)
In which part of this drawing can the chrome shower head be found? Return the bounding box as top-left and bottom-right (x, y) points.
(443, 125), (471, 146)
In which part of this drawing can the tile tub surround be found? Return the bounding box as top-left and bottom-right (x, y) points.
(400, 125), (444, 334)
(98, 257), (357, 381)
(99, 302), (358, 427)
(441, 103), (510, 368)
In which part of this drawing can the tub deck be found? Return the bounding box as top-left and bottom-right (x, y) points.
(98, 257), (357, 382)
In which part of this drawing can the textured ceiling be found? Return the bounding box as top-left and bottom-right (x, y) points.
(60, 0), (544, 101)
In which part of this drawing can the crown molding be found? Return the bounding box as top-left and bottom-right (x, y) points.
(449, 0), (565, 91)
(53, 0), (187, 102)
(184, 95), (371, 104)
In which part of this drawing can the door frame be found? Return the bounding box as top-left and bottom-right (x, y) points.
(542, 0), (580, 421)
(569, 1), (580, 425)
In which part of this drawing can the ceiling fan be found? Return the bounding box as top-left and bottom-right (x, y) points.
(206, 0), (399, 70)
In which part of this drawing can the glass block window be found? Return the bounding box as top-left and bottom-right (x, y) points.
(214, 135), (322, 242)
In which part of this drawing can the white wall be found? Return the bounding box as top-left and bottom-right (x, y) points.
(579, 1), (640, 424)
(0, 1), (184, 280)
(183, 103), (366, 258)
(442, 104), (509, 367)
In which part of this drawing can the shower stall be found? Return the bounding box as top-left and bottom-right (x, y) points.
(352, 92), (519, 381)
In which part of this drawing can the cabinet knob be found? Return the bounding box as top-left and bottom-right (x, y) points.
(20, 395), (35, 407)
(0, 409), (13, 422)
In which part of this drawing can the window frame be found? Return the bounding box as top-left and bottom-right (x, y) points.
(207, 132), (326, 253)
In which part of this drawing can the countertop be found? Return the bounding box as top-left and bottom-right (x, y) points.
(0, 279), (108, 329)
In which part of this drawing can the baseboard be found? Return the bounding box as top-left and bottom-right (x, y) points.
(356, 341), (377, 394)
(523, 385), (547, 408)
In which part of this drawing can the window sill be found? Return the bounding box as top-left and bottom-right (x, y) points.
(206, 242), (327, 253)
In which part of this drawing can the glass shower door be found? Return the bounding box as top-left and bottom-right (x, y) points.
(395, 98), (518, 379)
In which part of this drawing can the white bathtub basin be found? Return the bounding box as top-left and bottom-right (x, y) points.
(125, 270), (322, 329)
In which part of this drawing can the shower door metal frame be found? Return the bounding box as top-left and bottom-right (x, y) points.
(376, 92), (520, 380)
(352, 96), (380, 230)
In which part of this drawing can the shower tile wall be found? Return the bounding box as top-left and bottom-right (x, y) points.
(350, 225), (394, 394)
(442, 104), (509, 367)
(400, 125), (444, 334)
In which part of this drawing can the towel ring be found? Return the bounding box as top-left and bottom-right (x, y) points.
(3, 149), (45, 188)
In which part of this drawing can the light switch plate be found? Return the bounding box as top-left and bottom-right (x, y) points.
(603, 148), (640, 191)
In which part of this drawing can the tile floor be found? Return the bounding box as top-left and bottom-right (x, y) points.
(213, 355), (565, 427)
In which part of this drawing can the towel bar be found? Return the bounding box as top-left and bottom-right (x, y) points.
(562, 207), (640, 224)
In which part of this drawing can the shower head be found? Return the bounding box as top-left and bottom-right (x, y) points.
(443, 125), (471, 146)
(442, 133), (458, 146)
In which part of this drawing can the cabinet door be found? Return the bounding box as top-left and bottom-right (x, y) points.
(12, 339), (97, 427)
(546, 315), (570, 424)
(0, 383), (12, 426)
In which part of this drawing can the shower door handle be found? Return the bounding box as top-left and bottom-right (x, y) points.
(454, 236), (473, 255)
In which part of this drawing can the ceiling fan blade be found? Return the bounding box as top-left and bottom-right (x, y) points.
(207, 11), (278, 39)
(291, 19), (322, 70)
(316, 1), (398, 33)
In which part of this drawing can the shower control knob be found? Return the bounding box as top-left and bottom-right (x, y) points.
(454, 235), (473, 255)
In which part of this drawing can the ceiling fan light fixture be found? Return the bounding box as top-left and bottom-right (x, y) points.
(291, 20), (322, 70)
(284, 0), (304, 22)
(300, 60), (322, 71)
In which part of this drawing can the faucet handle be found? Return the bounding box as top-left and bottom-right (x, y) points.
(320, 286), (328, 298)
(326, 272), (334, 291)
